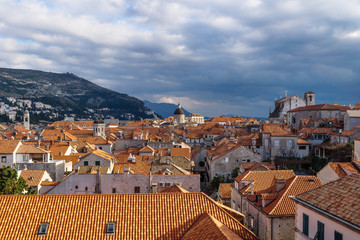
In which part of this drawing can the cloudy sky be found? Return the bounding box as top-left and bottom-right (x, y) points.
(0, 0), (359, 117)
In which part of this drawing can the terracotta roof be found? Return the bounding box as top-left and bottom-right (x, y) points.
(77, 136), (111, 145)
(49, 144), (72, 155)
(17, 145), (49, 154)
(241, 162), (276, 171)
(288, 104), (351, 112)
(20, 170), (46, 187)
(297, 138), (312, 145)
(0, 140), (20, 154)
(340, 130), (357, 136)
(298, 128), (336, 135)
(113, 158), (151, 175)
(40, 181), (59, 186)
(171, 147), (191, 160)
(294, 175), (360, 228)
(262, 124), (296, 137)
(87, 149), (114, 162)
(159, 184), (189, 193)
(0, 193), (258, 239)
(327, 162), (360, 178)
(139, 145), (155, 153)
(261, 176), (322, 215)
(182, 212), (242, 240)
(235, 170), (295, 194)
(219, 183), (232, 199)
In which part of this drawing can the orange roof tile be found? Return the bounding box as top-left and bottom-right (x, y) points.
(262, 176), (322, 215)
(235, 170), (295, 194)
(0, 140), (20, 154)
(159, 184), (189, 193)
(182, 212), (243, 240)
(0, 193), (257, 239)
(294, 175), (360, 227)
(288, 104), (351, 112)
(170, 147), (191, 160)
(219, 183), (232, 199)
(20, 170), (46, 187)
(139, 145), (155, 153)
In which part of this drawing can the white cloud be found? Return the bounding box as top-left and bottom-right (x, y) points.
(0, 0), (359, 116)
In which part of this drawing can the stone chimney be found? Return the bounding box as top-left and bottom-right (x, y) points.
(151, 183), (157, 193)
(276, 178), (286, 192)
(96, 168), (101, 194)
(250, 180), (254, 195)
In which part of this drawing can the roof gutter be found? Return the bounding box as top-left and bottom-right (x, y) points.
(291, 196), (360, 233)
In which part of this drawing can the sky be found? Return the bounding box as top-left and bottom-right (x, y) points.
(0, 0), (359, 117)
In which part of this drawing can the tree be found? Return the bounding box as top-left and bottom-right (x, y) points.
(232, 167), (240, 179)
(0, 166), (34, 195)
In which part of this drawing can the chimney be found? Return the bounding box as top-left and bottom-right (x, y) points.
(250, 180), (254, 195)
(124, 167), (130, 175)
(36, 139), (41, 147)
(276, 178), (286, 192)
(151, 183), (157, 193)
(96, 168), (101, 194)
(132, 156), (136, 164)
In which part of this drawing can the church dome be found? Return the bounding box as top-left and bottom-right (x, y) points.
(305, 90), (315, 94)
(174, 103), (184, 115)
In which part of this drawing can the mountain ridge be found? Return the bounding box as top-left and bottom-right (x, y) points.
(0, 68), (154, 120)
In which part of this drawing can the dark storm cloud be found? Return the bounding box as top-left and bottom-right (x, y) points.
(0, 0), (359, 117)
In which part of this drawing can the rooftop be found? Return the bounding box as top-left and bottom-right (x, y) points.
(0, 193), (258, 240)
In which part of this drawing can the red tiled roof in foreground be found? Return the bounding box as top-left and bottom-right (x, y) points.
(0, 193), (258, 240)
(293, 175), (360, 228)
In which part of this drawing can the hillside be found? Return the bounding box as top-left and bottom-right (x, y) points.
(0, 68), (155, 121)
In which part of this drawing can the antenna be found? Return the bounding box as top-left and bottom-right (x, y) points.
(285, 90), (288, 97)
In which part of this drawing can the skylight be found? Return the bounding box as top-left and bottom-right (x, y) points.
(106, 222), (116, 235)
(38, 223), (49, 236)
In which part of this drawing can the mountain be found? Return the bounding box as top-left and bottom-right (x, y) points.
(0, 68), (155, 120)
(143, 100), (192, 119)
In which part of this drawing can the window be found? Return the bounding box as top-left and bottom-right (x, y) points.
(107, 222), (116, 235)
(299, 146), (306, 150)
(95, 161), (100, 166)
(314, 221), (324, 240)
(38, 223), (49, 236)
(134, 186), (140, 193)
(85, 187), (88, 191)
(250, 217), (254, 229)
(112, 188), (116, 193)
(75, 185), (78, 189)
(287, 140), (292, 147)
(265, 139), (269, 147)
(84, 161), (88, 166)
(99, 147), (102, 150)
(1, 156), (6, 163)
(334, 231), (342, 240)
(274, 140), (279, 147)
(302, 214), (309, 236)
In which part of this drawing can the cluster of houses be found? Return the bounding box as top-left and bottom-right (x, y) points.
(0, 91), (359, 239)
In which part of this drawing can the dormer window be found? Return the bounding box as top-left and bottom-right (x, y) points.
(38, 223), (49, 236)
(106, 222), (116, 235)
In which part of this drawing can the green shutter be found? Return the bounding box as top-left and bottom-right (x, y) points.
(303, 214), (309, 236)
(334, 231), (343, 240)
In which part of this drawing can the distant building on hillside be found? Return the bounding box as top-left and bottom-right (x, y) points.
(269, 90), (315, 123)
